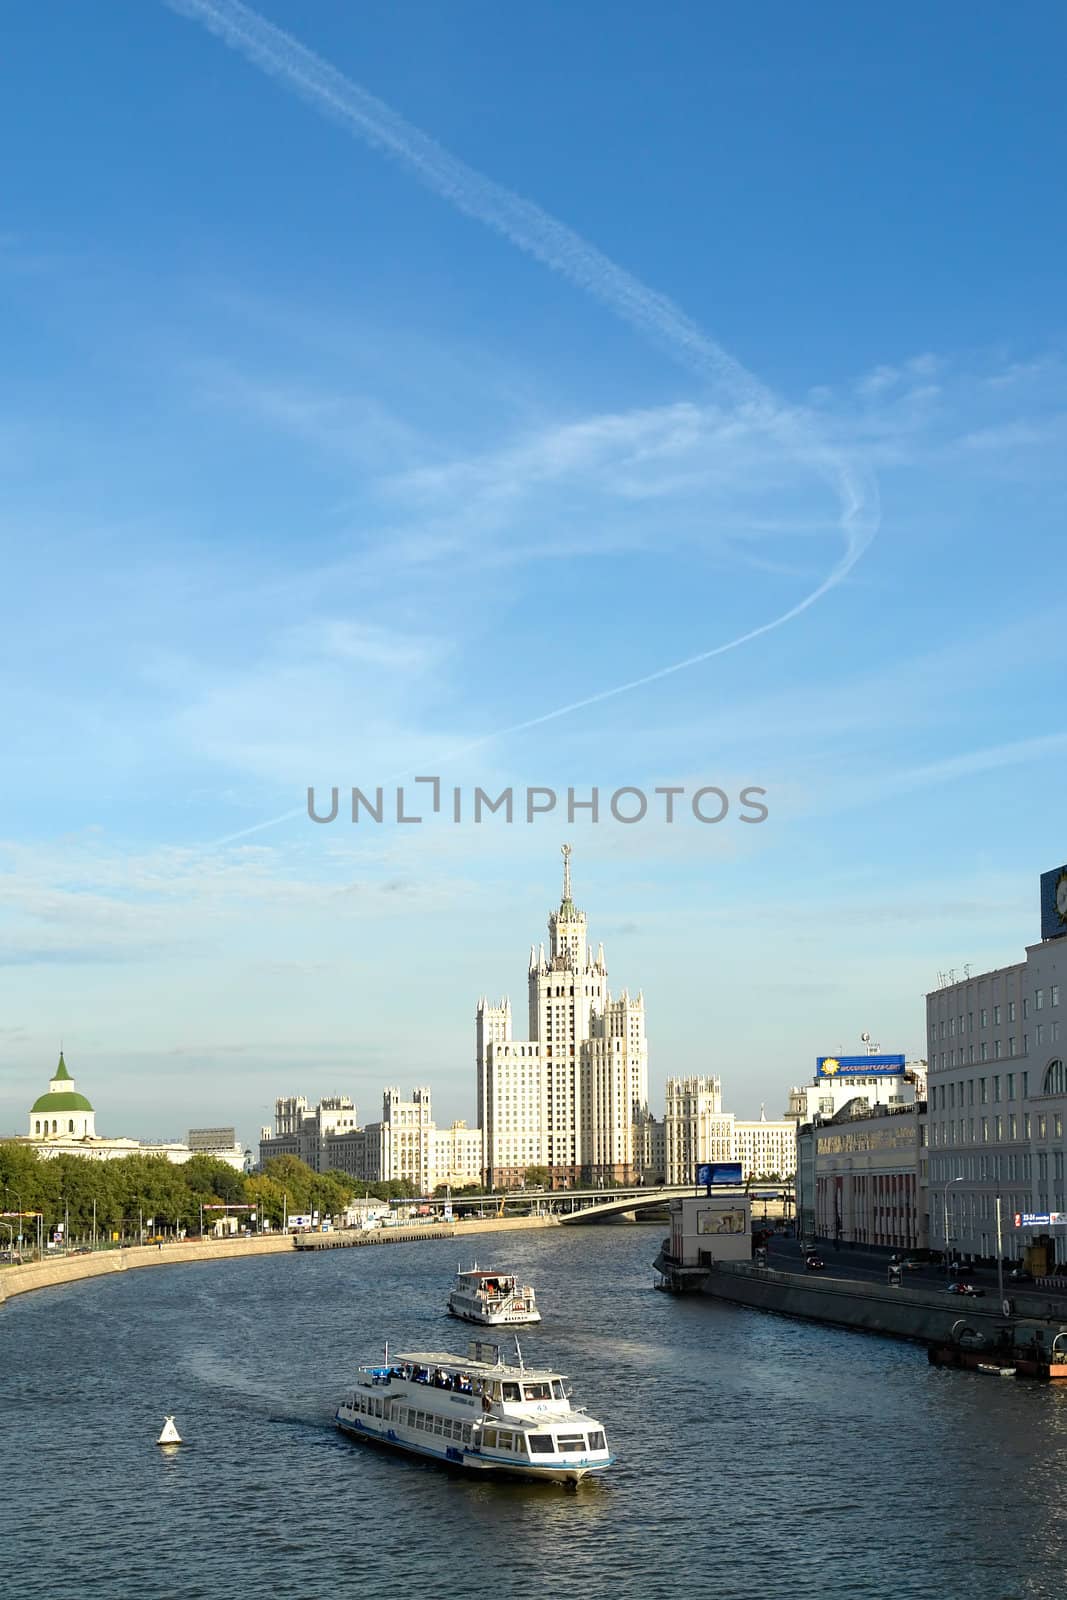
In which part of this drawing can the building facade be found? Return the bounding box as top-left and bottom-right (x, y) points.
(925, 863), (1067, 1265)
(660, 1077), (796, 1186)
(258, 1087), (482, 1192)
(477, 846), (649, 1188)
(813, 1101), (927, 1251)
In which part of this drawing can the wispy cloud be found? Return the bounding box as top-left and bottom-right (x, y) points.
(165, 0), (879, 787)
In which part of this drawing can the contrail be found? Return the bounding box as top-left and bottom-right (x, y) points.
(166, 0), (880, 845)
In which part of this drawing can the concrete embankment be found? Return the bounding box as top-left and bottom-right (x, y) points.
(0, 1214), (558, 1306)
(689, 1260), (1067, 1343)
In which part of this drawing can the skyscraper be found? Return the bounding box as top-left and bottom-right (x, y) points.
(476, 846), (648, 1188)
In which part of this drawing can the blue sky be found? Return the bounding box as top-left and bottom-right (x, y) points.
(2, 1), (1065, 1146)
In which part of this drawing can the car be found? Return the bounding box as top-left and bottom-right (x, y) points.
(901, 1258), (923, 1270)
(1009, 1267), (1033, 1283)
(805, 1254), (825, 1271)
(947, 1282), (985, 1297)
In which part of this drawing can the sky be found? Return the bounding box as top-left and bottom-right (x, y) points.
(1, 1), (1066, 1148)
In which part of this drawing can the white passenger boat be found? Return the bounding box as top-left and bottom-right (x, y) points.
(335, 1340), (613, 1485)
(447, 1265), (541, 1325)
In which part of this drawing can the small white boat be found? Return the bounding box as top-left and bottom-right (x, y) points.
(156, 1416), (182, 1445)
(447, 1265), (541, 1325)
(336, 1339), (612, 1485)
(976, 1363), (1017, 1377)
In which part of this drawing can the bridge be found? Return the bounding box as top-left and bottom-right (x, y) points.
(393, 1185), (793, 1226)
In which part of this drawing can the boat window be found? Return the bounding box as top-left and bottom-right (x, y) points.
(483, 1428), (498, 1447)
(528, 1435), (554, 1454)
(523, 1382), (551, 1400)
(550, 1381), (566, 1400)
(374, 1399), (383, 1417)
(406, 1408), (416, 1425)
(433, 1417), (445, 1434)
(462, 1425), (472, 1443)
(502, 1383), (521, 1401)
(497, 1432), (514, 1451)
(588, 1431), (606, 1451)
(556, 1434), (586, 1452)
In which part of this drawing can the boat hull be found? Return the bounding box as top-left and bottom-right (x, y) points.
(336, 1415), (608, 1484)
(447, 1301), (541, 1326)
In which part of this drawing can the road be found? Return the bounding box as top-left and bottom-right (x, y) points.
(762, 1233), (1066, 1299)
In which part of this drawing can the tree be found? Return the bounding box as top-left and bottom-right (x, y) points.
(523, 1166), (551, 1189)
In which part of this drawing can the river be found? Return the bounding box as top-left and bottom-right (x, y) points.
(3, 1225), (1065, 1599)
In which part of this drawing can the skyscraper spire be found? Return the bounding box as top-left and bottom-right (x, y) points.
(561, 841), (572, 906)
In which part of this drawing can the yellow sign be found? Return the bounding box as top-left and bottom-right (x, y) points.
(821, 1058), (841, 1075)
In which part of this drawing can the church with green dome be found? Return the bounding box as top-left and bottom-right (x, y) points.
(29, 1052), (97, 1140)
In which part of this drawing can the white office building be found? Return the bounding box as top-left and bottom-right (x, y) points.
(925, 862), (1067, 1265)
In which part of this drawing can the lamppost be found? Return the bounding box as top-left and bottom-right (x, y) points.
(1, 1220), (16, 1260)
(3, 1186), (24, 1253)
(943, 1175), (966, 1273)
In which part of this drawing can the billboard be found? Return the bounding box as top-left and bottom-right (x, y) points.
(816, 1055), (906, 1079)
(696, 1207), (747, 1236)
(696, 1162), (743, 1188)
(1015, 1212), (1067, 1228)
(1040, 865), (1067, 942)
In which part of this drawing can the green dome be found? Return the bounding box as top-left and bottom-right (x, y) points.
(31, 1090), (94, 1113)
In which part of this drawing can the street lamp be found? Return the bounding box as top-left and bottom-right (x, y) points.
(2, 1186), (24, 1252)
(943, 1176), (966, 1273)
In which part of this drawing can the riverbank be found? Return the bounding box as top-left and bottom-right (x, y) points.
(0, 1214), (558, 1305)
(654, 1248), (1067, 1349)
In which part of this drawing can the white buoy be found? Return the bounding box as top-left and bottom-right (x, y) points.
(156, 1416), (182, 1446)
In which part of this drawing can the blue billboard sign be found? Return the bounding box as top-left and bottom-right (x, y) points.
(816, 1055), (906, 1079)
(696, 1162), (743, 1189)
(1015, 1211), (1067, 1228)
(1040, 865), (1067, 942)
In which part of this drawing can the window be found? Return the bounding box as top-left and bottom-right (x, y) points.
(1036, 989), (1045, 1011)
(1009, 1114), (1017, 1139)
(1009, 1001), (1016, 1022)
(982, 1118), (989, 1143)
(556, 1434), (586, 1453)
(1053, 986), (1061, 1007)
(1039, 1116), (1048, 1139)
(980, 1078), (988, 1103)
(1009, 1039), (1015, 1058)
(1008, 1073), (1015, 1099)
(1023, 1071), (1029, 1096)
(1043, 1060), (1066, 1096)
(981, 1043), (988, 1062)
(588, 1430), (606, 1451)
(981, 1009), (988, 1027)
(1024, 998), (1029, 1019)
(994, 1005), (1002, 1025)
(995, 1040), (1002, 1059)
(529, 1434), (554, 1455)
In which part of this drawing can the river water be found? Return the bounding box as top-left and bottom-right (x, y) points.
(3, 1226), (1066, 1600)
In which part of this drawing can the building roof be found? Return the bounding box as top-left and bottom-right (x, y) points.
(32, 1090), (94, 1113)
(53, 1050), (72, 1082)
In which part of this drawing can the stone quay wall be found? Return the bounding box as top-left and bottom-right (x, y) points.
(0, 1213), (559, 1306)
